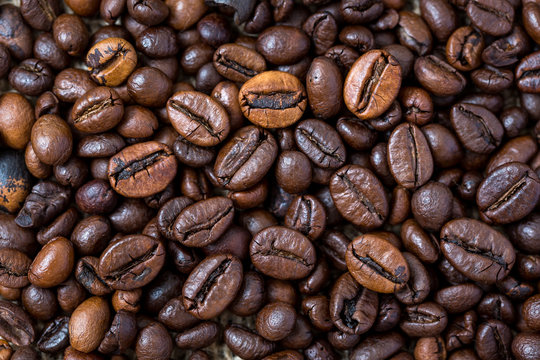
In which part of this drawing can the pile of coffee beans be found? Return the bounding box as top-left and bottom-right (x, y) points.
(0, 0), (540, 359)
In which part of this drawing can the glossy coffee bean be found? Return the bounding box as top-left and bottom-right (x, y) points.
(29, 236), (74, 288)
(71, 87), (124, 134)
(239, 71), (307, 128)
(182, 254), (243, 320)
(257, 26), (310, 65)
(415, 55), (466, 96)
(466, 0), (514, 36)
(214, 43), (266, 83)
(9, 59), (53, 96)
(31, 115), (73, 166)
(53, 14), (89, 57)
(69, 296), (110, 353)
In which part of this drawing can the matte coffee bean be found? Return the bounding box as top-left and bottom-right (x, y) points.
(108, 141), (177, 198)
(173, 196), (234, 247)
(477, 162), (540, 224)
(387, 122), (434, 189)
(411, 181), (453, 231)
(175, 321), (219, 349)
(182, 254), (243, 320)
(34, 33), (69, 70)
(0, 248), (31, 288)
(167, 91), (230, 147)
(69, 296), (110, 353)
(20, 0), (61, 31)
(214, 126), (278, 190)
(256, 26), (310, 65)
(346, 234), (409, 293)
(284, 195), (326, 241)
(0, 214), (37, 255)
(482, 25), (530, 68)
(344, 50), (402, 120)
(173, 135), (215, 168)
(53, 68), (97, 103)
(330, 165), (388, 230)
(487, 136), (538, 173)
(98, 310), (137, 354)
(306, 56), (343, 119)
(295, 119), (346, 169)
(239, 71), (307, 128)
(127, 67), (173, 108)
(471, 65), (514, 94)
(400, 219), (440, 263)
(446, 26), (484, 71)
(435, 283), (482, 314)
(329, 272), (378, 335)
(98, 234), (165, 290)
(257, 302), (297, 341)
(450, 103), (504, 154)
(228, 271), (265, 317)
(86, 38), (138, 87)
(21, 284), (57, 321)
(422, 123), (463, 168)
(350, 332), (405, 360)
(400, 302), (448, 337)
(250, 226), (316, 280)
(440, 218), (515, 284)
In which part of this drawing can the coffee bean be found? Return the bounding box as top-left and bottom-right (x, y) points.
(400, 302), (448, 337)
(256, 26), (310, 65)
(440, 218), (515, 284)
(53, 14), (89, 57)
(250, 226), (316, 280)
(173, 196), (234, 247)
(350, 332), (405, 360)
(512, 332), (540, 360)
(256, 302), (297, 341)
(395, 252), (430, 305)
(0, 248), (31, 288)
(344, 49), (402, 120)
(29, 236), (74, 288)
(477, 162), (540, 224)
(86, 38), (137, 87)
(98, 234), (165, 290)
(167, 91), (230, 147)
(516, 51), (540, 93)
(446, 310), (477, 351)
(341, 0), (384, 24)
(414, 336), (446, 360)
(329, 272), (378, 334)
(69, 296), (111, 353)
(330, 165), (388, 229)
(238, 71), (307, 128)
(136, 26), (179, 59)
(31, 114), (73, 166)
(446, 26), (484, 71)
(214, 126), (278, 190)
(466, 0), (514, 36)
(0, 5), (33, 60)
(182, 254), (243, 319)
(0, 300), (35, 346)
(224, 324), (276, 360)
(483, 25), (530, 68)
(127, 66), (173, 107)
(173, 134), (216, 168)
(475, 320), (512, 360)
(214, 43), (267, 83)
(71, 87), (124, 134)
(75, 256), (112, 296)
(108, 141), (177, 198)
(9, 58), (54, 96)
(435, 283), (483, 314)
(414, 55), (466, 96)
(20, 0), (61, 31)
(0, 150), (32, 214)
(37, 316), (70, 353)
(306, 56), (343, 119)
(346, 234), (409, 293)
(387, 122), (434, 189)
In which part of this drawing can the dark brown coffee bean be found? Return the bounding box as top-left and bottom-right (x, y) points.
(224, 324), (276, 360)
(399, 86), (433, 125)
(0, 248), (31, 288)
(466, 0), (514, 36)
(31, 115), (73, 166)
(98, 234), (165, 290)
(440, 218), (515, 284)
(477, 162), (540, 224)
(173, 134), (216, 168)
(422, 123), (463, 168)
(238, 71), (307, 128)
(329, 272), (378, 335)
(329, 165), (388, 230)
(135, 322), (173, 360)
(411, 181), (453, 231)
(387, 122), (434, 189)
(8, 58), (53, 97)
(75, 256), (111, 296)
(127, 0), (169, 26)
(512, 332), (540, 360)
(0, 4), (33, 60)
(400, 302), (448, 337)
(136, 26), (179, 59)
(483, 25), (530, 67)
(344, 50), (402, 120)
(475, 320), (512, 360)
(0, 300), (35, 346)
(346, 234), (409, 293)
(86, 38), (138, 87)
(20, 0), (61, 31)
(446, 26), (484, 72)
(256, 302), (297, 341)
(435, 283), (482, 314)
(450, 103), (504, 154)
(53, 68), (97, 103)
(284, 195), (326, 241)
(98, 310), (137, 354)
(214, 43), (267, 83)
(71, 87), (124, 134)
(256, 26), (309, 65)
(295, 118), (346, 169)
(414, 55), (466, 96)
(214, 126), (278, 190)
(471, 65), (514, 94)
(108, 141), (177, 198)
(173, 196), (234, 247)
(306, 56), (343, 119)
(167, 91), (230, 147)
(414, 336), (446, 360)
(182, 254), (243, 320)
(179, 44), (211, 74)
(127, 67), (173, 107)
(250, 226), (315, 280)
(395, 252), (430, 305)
(487, 136), (537, 174)
(350, 332), (405, 360)
(400, 219), (440, 263)
(37, 315), (70, 353)
(175, 321), (220, 350)
(53, 14), (89, 57)
(516, 51), (540, 93)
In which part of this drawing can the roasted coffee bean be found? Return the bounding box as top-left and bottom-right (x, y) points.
(306, 56), (343, 119)
(477, 162), (540, 224)
(396, 10), (433, 56)
(350, 332), (405, 360)
(475, 320), (512, 360)
(487, 136), (537, 173)
(422, 123), (463, 168)
(20, 0), (61, 31)
(173, 196), (234, 247)
(440, 218), (515, 284)
(0, 150), (32, 214)
(411, 181), (453, 231)
(0, 4), (33, 60)
(344, 50), (402, 120)
(69, 296), (110, 353)
(127, 67), (173, 108)
(182, 254), (243, 320)
(86, 38), (137, 87)
(0, 248), (31, 288)
(400, 302), (448, 337)
(0, 300), (35, 346)
(167, 91), (230, 147)
(71, 87), (124, 134)
(9, 58), (53, 96)
(256, 26), (310, 65)
(387, 122), (434, 189)
(284, 195), (326, 241)
(346, 234), (409, 293)
(214, 43), (266, 83)
(466, 0), (514, 36)
(329, 272), (378, 335)
(415, 55), (466, 96)
(450, 103), (504, 154)
(15, 181), (71, 229)
(295, 118), (346, 169)
(98, 234), (165, 290)
(175, 321), (220, 350)
(396, 252), (430, 305)
(446, 26), (484, 72)
(239, 71), (307, 128)
(53, 68), (97, 103)
(75, 256), (112, 296)
(400, 219), (440, 263)
(516, 51), (540, 93)
(336, 117), (377, 151)
(37, 316), (70, 353)
(482, 25), (530, 67)
(224, 324), (276, 360)
(53, 14), (89, 57)
(108, 141), (177, 198)
(29, 236), (74, 288)
(250, 226), (316, 280)
(31, 114), (73, 166)
(399, 86), (433, 125)
(256, 302), (297, 341)
(471, 66), (514, 94)
(157, 196), (194, 240)
(214, 126), (278, 190)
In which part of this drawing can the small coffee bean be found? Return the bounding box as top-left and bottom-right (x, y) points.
(400, 302), (448, 337)
(224, 324), (276, 360)
(52, 14), (89, 57)
(446, 26), (484, 71)
(256, 26), (310, 65)
(256, 302), (297, 341)
(9, 58), (54, 96)
(37, 316), (70, 353)
(0, 248), (31, 288)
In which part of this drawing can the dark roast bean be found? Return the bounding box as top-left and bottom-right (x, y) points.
(482, 26), (530, 67)
(466, 0), (514, 36)
(214, 43), (266, 83)
(75, 256), (112, 296)
(0, 248), (31, 288)
(414, 55), (466, 96)
(516, 51), (540, 93)
(284, 195), (326, 241)
(400, 302), (448, 337)
(440, 218), (515, 284)
(475, 320), (513, 360)
(295, 119), (346, 169)
(446, 26), (484, 71)
(136, 26), (179, 59)
(350, 331), (405, 360)
(306, 56), (343, 119)
(182, 254), (243, 320)
(224, 324), (276, 360)
(396, 11), (433, 56)
(0, 5), (33, 60)
(396, 252), (431, 305)
(37, 316), (70, 353)
(0, 300), (35, 346)
(71, 87), (124, 134)
(256, 26), (310, 65)
(9, 59), (53, 96)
